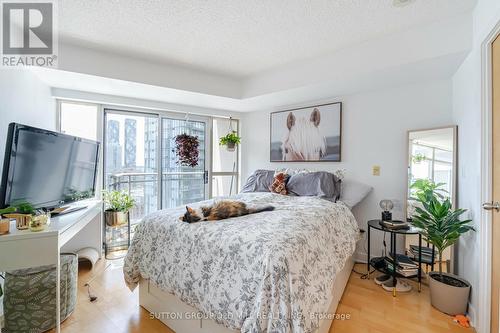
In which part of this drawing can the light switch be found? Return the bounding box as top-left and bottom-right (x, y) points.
(372, 165), (380, 176)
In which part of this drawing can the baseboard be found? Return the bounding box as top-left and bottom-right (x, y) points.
(354, 250), (367, 263)
(467, 302), (476, 328)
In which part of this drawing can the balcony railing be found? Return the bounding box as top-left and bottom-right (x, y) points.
(107, 171), (206, 224)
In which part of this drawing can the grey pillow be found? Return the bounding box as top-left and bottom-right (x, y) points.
(287, 171), (341, 200)
(339, 180), (373, 208)
(241, 170), (275, 193)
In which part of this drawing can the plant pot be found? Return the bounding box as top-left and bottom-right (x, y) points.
(29, 214), (50, 232)
(4, 213), (32, 230)
(428, 271), (471, 315)
(226, 142), (236, 152)
(0, 218), (11, 235)
(105, 210), (129, 227)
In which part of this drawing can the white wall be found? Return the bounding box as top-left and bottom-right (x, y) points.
(241, 79), (454, 261)
(452, 0), (500, 330)
(0, 69), (56, 177)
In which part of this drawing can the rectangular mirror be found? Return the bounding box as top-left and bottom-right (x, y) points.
(406, 126), (457, 273)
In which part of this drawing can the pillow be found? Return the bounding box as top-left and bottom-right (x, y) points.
(287, 171), (341, 200)
(269, 172), (289, 195)
(241, 170), (275, 193)
(339, 180), (373, 208)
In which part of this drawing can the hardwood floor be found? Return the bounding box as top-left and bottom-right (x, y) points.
(51, 261), (474, 333)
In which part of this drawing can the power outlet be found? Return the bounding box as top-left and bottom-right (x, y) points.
(372, 165), (380, 176)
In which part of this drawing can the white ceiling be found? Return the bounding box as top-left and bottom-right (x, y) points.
(59, 0), (476, 78)
(410, 128), (455, 150)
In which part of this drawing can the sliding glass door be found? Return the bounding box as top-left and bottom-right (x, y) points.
(104, 109), (209, 222)
(161, 117), (208, 208)
(104, 111), (160, 224)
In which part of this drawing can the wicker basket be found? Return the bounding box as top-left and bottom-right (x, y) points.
(3, 253), (78, 333)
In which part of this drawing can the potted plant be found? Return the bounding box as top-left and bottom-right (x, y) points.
(411, 153), (427, 164)
(410, 180), (475, 315)
(102, 190), (135, 227)
(219, 131), (241, 152)
(4, 202), (35, 230)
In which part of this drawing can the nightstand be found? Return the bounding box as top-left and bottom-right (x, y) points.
(367, 219), (423, 297)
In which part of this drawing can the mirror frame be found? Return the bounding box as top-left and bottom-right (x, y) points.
(405, 125), (458, 218)
(405, 125), (458, 272)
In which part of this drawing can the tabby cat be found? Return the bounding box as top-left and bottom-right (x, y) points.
(181, 200), (274, 223)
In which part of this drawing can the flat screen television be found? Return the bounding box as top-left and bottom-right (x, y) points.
(0, 123), (100, 209)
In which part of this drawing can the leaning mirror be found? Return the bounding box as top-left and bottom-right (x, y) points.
(406, 126), (457, 272)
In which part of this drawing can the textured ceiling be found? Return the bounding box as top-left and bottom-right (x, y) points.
(59, 0), (476, 78)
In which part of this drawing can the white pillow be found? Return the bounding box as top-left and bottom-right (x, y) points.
(339, 180), (373, 209)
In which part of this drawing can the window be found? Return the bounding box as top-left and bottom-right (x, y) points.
(59, 101), (99, 141)
(212, 117), (239, 197)
(410, 143), (453, 196)
(58, 100), (241, 220)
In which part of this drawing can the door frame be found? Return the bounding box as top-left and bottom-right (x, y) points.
(480, 21), (500, 333)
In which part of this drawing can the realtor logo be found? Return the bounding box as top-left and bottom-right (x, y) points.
(1, 0), (58, 67)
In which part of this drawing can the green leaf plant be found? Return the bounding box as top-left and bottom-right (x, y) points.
(219, 131), (241, 146)
(410, 180), (475, 282)
(102, 190), (135, 212)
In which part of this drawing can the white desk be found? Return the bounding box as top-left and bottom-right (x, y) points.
(0, 200), (102, 333)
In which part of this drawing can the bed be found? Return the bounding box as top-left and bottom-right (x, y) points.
(124, 192), (360, 333)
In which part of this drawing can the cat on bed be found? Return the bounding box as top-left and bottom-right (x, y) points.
(181, 200), (274, 223)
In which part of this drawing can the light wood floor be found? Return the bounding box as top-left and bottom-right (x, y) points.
(50, 261), (475, 333)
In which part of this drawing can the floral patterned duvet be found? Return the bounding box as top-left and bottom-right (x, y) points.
(123, 192), (359, 333)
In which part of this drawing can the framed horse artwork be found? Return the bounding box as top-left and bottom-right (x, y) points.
(270, 102), (342, 162)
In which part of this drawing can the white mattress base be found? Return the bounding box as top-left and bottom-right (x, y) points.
(139, 256), (354, 333)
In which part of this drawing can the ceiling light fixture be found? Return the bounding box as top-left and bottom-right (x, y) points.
(393, 0), (416, 7)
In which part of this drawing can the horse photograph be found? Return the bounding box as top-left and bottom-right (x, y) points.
(270, 102), (341, 162)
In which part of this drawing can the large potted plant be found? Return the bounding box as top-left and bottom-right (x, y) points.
(219, 131), (241, 152)
(410, 180), (475, 315)
(102, 190), (135, 227)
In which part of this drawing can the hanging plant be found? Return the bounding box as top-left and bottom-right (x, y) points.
(174, 133), (199, 167)
(412, 153), (427, 164)
(219, 131), (241, 152)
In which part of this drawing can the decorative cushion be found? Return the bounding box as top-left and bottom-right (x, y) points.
(3, 253), (78, 333)
(269, 172), (290, 195)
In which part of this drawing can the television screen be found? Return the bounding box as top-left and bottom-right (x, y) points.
(0, 123), (100, 209)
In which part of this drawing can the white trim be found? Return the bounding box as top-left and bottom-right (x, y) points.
(51, 88), (240, 119)
(479, 21), (500, 333)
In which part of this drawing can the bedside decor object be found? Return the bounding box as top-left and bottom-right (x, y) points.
(103, 190), (135, 259)
(411, 180), (475, 315)
(270, 102), (342, 162)
(380, 199), (394, 221)
(219, 117), (241, 152)
(379, 219), (409, 230)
